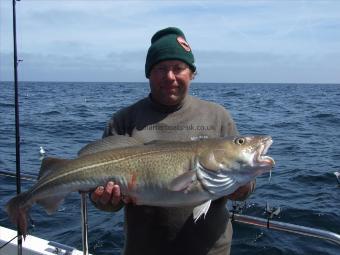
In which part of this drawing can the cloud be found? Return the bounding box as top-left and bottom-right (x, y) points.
(1, 1), (339, 83)
(2, 49), (338, 83)
(0, 50), (147, 82)
(195, 50), (340, 83)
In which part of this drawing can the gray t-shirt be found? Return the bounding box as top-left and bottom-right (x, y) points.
(103, 94), (238, 255)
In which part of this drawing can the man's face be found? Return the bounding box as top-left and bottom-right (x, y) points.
(149, 60), (194, 106)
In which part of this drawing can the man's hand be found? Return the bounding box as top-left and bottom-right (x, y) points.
(90, 181), (123, 210)
(226, 180), (256, 201)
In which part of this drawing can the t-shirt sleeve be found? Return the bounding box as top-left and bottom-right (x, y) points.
(218, 105), (239, 136)
(102, 108), (129, 138)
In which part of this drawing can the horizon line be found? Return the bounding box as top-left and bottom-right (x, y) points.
(1, 80), (340, 85)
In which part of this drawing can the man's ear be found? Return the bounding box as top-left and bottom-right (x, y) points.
(190, 71), (196, 80)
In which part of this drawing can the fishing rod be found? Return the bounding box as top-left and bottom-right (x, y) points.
(8, 0), (88, 253)
(2, 171), (340, 248)
(0, 170), (36, 182)
(12, 0), (22, 254)
(8, 1), (91, 254)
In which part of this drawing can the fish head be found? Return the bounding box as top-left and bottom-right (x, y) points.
(197, 136), (275, 196)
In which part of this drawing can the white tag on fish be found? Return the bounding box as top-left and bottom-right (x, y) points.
(193, 200), (212, 222)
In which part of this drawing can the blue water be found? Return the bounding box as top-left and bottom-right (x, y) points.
(0, 82), (339, 254)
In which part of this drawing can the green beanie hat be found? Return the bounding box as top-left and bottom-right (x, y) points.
(145, 27), (196, 78)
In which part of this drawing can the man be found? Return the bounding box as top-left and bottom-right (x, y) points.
(91, 27), (255, 255)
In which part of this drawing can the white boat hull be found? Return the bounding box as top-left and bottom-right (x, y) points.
(0, 226), (88, 255)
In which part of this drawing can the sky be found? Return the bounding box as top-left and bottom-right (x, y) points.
(0, 0), (340, 83)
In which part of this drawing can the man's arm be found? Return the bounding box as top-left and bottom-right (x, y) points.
(226, 180), (256, 201)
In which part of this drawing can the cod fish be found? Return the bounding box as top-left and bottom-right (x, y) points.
(6, 135), (275, 236)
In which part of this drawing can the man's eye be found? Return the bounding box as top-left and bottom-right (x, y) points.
(173, 65), (186, 73)
(155, 67), (166, 72)
(173, 67), (182, 73)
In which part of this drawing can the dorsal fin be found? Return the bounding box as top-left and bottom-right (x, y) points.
(39, 157), (70, 179)
(143, 139), (175, 146)
(78, 135), (142, 157)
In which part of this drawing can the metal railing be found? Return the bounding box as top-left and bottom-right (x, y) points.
(231, 213), (340, 246)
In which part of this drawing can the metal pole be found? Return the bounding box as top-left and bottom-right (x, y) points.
(232, 213), (340, 246)
(80, 192), (89, 255)
(12, 0), (22, 254)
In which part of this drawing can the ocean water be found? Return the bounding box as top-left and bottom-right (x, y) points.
(0, 81), (339, 255)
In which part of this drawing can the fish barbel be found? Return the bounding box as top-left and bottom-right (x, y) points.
(6, 135), (275, 236)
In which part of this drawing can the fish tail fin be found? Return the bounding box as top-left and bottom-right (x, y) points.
(6, 192), (32, 238)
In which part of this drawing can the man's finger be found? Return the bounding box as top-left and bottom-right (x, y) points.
(91, 186), (104, 203)
(99, 181), (114, 204)
(111, 184), (121, 206)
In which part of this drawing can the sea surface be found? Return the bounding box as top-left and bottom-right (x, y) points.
(0, 82), (339, 255)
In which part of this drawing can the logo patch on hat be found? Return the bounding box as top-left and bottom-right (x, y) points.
(177, 36), (191, 52)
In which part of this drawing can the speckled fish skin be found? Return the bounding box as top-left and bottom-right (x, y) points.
(6, 135), (274, 236)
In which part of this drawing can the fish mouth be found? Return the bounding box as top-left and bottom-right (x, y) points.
(254, 137), (275, 167)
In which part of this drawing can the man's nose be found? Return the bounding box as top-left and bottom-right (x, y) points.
(165, 69), (176, 80)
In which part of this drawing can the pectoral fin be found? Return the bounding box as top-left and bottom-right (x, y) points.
(199, 149), (224, 171)
(193, 200), (212, 222)
(169, 171), (197, 192)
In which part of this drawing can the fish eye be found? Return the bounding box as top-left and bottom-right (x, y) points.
(235, 137), (245, 145)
